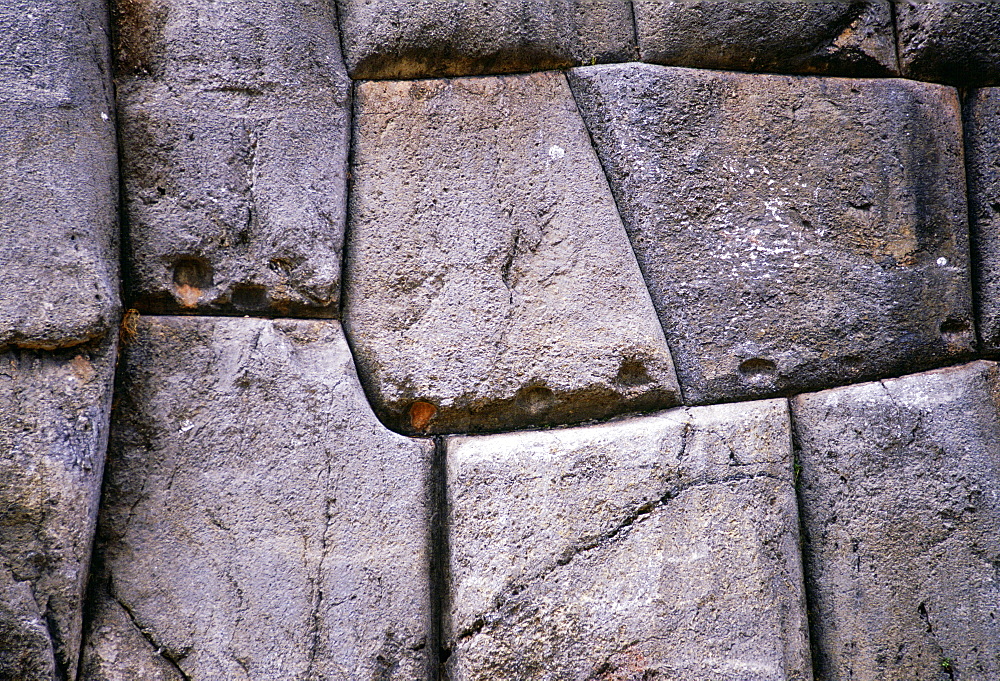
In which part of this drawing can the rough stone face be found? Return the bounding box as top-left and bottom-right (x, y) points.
(0, 337), (117, 680)
(115, 0), (351, 316)
(345, 71), (680, 435)
(86, 316), (434, 680)
(634, 0), (896, 77)
(335, 0), (635, 79)
(792, 361), (1000, 680)
(446, 399), (811, 680)
(570, 63), (973, 404)
(0, 0), (120, 349)
(965, 88), (1000, 352)
(897, 1), (1000, 86)
(80, 595), (183, 681)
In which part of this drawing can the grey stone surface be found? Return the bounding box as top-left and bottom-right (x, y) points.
(115, 0), (351, 316)
(0, 0), (120, 349)
(897, 1), (1000, 86)
(635, 0), (896, 77)
(446, 399), (811, 680)
(335, 0), (635, 79)
(966, 88), (1000, 353)
(80, 594), (183, 681)
(0, 336), (117, 680)
(88, 316), (433, 680)
(570, 63), (973, 405)
(792, 361), (1000, 680)
(345, 71), (680, 435)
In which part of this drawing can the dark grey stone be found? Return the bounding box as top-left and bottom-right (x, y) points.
(0, 0), (120, 349)
(897, 1), (1000, 86)
(635, 0), (896, 77)
(570, 63), (973, 404)
(793, 361), (1000, 680)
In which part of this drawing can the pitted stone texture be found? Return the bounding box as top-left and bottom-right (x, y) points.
(88, 316), (433, 680)
(966, 89), (1000, 352)
(115, 0), (350, 316)
(635, 0), (896, 77)
(345, 71), (680, 435)
(80, 595), (183, 681)
(335, 0), (635, 79)
(446, 399), (811, 680)
(792, 361), (1000, 680)
(0, 337), (117, 680)
(570, 63), (973, 405)
(0, 0), (120, 349)
(897, 1), (1000, 86)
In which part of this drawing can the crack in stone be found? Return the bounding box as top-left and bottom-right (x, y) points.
(110, 592), (193, 681)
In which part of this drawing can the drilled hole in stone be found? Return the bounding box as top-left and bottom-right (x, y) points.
(940, 318), (971, 344)
(616, 358), (652, 387)
(515, 385), (555, 416)
(738, 358), (777, 385)
(172, 257), (212, 289)
(231, 285), (268, 310)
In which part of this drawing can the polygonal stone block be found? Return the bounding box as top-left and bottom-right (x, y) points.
(897, 1), (1000, 86)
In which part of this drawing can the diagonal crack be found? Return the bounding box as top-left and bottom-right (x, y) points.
(109, 592), (193, 681)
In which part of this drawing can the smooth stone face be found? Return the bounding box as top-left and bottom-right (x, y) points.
(115, 0), (351, 316)
(635, 0), (896, 77)
(446, 399), (811, 680)
(965, 88), (1000, 352)
(897, 1), (1000, 86)
(0, 337), (117, 680)
(335, 0), (635, 79)
(88, 316), (433, 680)
(0, 0), (120, 349)
(569, 63), (973, 404)
(345, 71), (680, 435)
(792, 361), (1000, 680)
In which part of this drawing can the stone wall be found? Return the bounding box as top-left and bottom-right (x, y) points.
(2, 2), (999, 680)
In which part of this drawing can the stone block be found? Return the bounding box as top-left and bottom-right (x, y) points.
(0, 336), (117, 680)
(570, 63), (973, 404)
(86, 316), (433, 679)
(335, 0), (635, 79)
(792, 361), (1000, 679)
(897, 1), (1000, 86)
(0, 0), (120, 349)
(635, 0), (896, 77)
(345, 71), (680, 435)
(115, 0), (351, 316)
(445, 399), (811, 680)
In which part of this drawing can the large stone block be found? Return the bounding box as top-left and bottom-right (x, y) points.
(0, 0), (120, 349)
(897, 1), (1000, 86)
(335, 0), (635, 79)
(570, 63), (973, 404)
(635, 0), (896, 77)
(0, 337), (117, 680)
(115, 0), (350, 316)
(792, 361), (1000, 679)
(965, 88), (1000, 352)
(445, 399), (811, 680)
(345, 71), (680, 435)
(84, 316), (433, 679)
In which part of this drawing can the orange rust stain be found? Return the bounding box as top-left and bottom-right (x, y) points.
(409, 401), (437, 431)
(175, 284), (201, 308)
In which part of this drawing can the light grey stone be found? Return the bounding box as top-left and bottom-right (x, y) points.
(635, 0), (896, 77)
(445, 399), (811, 680)
(345, 71), (680, 435)
(0, 336), (117, 680)
(965, 88), (1000, 352)
(115, 0), (351, 316)
(335, 0), (635, 79)
(569, 63), (973, 404)
(0, 0), (120, 349)
(792, 361), (1000, 680)
(80, 594), (184, 681)
(897, 1), (1000, 86)
(89, 316), (433, 680)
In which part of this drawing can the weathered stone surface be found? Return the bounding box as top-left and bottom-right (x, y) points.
(87, 316), (433, 679)
(792, 361), (1000, 680)
(570, 63), (973, 404)
(0, 0), (120, 349)
(0, 337), (117, 680)
(345, 71), (680, 435)
(635, 0), (896, 77)
(897, 1), (1000, 86)
(336, 0), (635, 79)
(115, 0), (351, 316)
(966, 88), (1000, 352)
(80, 594), (183, 681)
(446, 399), (811, 680)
